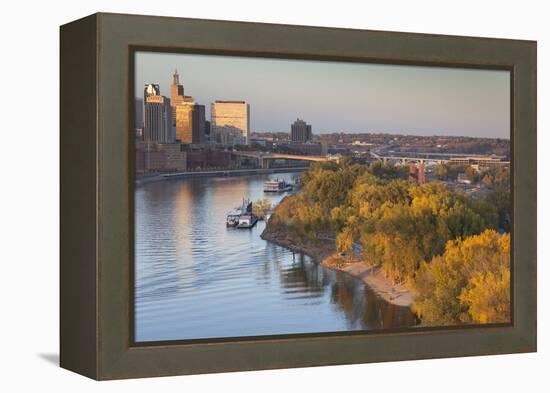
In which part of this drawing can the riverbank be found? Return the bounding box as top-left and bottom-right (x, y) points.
(261, 225), (415, 308)
(260, 227), (335, 262)
(321, 257), (415, 307)
(136, 166), (309, 186)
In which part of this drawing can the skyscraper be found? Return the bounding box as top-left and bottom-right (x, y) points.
(170, 69), (184, 100)
(291, 118), (312, 143)
(204, 120), (211, 142)
(169, 69), (206, 144)
(144, 83), (160, 100)
(175, 103), (206, 144)
(211, 101), (250, 146)
(144, 94), (174, 143)
(169, 69), (190, 128)
(142, 84), (161, 138)
(194, 104), (206, 144)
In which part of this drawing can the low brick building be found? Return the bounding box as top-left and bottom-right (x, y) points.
(135, 141), (187, 174)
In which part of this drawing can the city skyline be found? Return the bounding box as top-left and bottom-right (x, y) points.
(135, 51), (510, 139)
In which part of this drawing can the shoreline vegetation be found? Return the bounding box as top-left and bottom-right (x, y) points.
(261, 227), (415, 307)
(262, 159), (511, 326)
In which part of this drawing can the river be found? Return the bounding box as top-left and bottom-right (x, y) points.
(135, 172), (417, 342)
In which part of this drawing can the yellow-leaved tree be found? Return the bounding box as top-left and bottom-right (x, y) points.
(413, 230), (510, 326)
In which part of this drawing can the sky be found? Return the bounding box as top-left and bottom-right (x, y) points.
(135, 51), (510, 139)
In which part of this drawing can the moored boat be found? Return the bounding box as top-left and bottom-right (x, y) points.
(226, 209), (243, 227)
(226, 198), (251, 227)
(227, 198), (259, 227)
(237, 213), (259, 228)
(263, 178), (293, 192)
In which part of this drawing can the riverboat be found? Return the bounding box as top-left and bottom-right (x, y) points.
(263, 178), (293, 192)
(237, 213), (259, 229)
(226, 199), (252, 227)
(226, 208), (243, 227)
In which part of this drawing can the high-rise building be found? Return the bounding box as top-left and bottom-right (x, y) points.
(169, 69), (192, 127)
(144, 95), (174, 143)
(168, 69), (206, 144)
(170, 69), (184, 101)
(144, 83), (160, 100)
(204, 120), (211, 142)
(291, 118), (312, 143)
(175, 103), (206, 144)
(211, 101), (250, 146)
(142, 84), (162, 140)
(194, 104), (206, 143)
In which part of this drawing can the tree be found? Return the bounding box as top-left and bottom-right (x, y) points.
(434, 163), (449, 180)
(357, 182), (497, 283)
(253, 197), (272, 220)
(464, 165), (480, 183)
(413, 230), (510, 326)
(482, 166), (511, 231)
(481, 174), (494, 187)
(336, 227), (354, 257)
(367, 161), (408, 180)
(459, 267), (511, 324)
(281, 160), (498, 284)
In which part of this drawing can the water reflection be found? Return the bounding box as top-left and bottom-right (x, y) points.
(135, 173), (417, 342)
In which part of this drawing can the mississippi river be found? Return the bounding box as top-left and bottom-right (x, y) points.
(135, 172), (417, 342)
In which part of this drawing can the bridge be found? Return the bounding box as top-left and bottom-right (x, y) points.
(232, 151), (339, 168)
(370, 152), (509, 167)
(231, 150), (509, 169)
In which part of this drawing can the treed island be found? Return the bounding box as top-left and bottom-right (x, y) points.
(262, 159), (511, 326)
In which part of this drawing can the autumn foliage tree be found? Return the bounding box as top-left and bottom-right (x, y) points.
(348, 176), (498, 283)
(265, 160), (510, 325)
(413, 230), (510, 325)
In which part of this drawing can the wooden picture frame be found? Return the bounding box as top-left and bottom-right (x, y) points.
(60, 12), (536, 380)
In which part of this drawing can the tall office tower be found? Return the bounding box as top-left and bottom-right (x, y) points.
(143, 84), (161, 136)
(170, 69), (186, 127)
(291, 118), (312, 143)
(170, 69), (184, 101)
(169, 68), (203, 142)
(211, 101), (250, 146)
(175, 103), (206, 144)
(144, 83), (160, 100)
(194, 104), (206, 144)
(204, 120), (211, 142)
(144, 95), (174, 143)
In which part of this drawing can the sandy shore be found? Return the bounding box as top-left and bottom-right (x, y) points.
(321, 259), (415, 307)
(261, 226), (415, 308)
